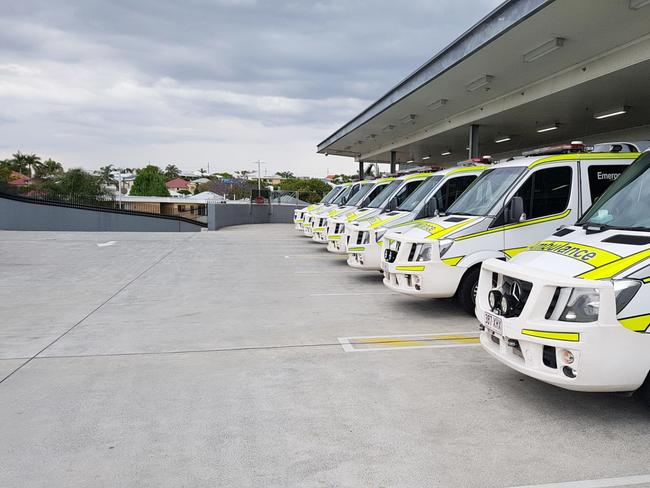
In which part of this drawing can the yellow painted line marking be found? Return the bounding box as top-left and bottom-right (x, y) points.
(521, 329), (580, 342)
(338, 332), (481, 352)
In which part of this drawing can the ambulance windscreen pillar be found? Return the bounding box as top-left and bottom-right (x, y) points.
(390, 151), (397, 174)
(358, 161), (364, 180)
(469, 124), (480, 159)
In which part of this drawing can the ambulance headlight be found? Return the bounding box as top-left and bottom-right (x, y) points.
(375, 228), (387, 242)
(612, 279), (642, 313)
(416, 244), (432, 262)
(438, 239), (454, 258)
(559, 288), (600, 322)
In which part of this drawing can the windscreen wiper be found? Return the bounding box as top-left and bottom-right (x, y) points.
(581, 222), (611, 234)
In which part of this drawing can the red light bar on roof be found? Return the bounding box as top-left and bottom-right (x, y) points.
(522, 142), (585, 157)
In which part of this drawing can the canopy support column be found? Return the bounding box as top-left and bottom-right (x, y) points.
(469, 124), (480, 158)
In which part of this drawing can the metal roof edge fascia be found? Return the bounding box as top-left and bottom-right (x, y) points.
(316, 0), (556, 153)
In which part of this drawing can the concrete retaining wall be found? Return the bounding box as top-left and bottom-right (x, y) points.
(0, 196), (203, 232)
(207, 203), (301, 230)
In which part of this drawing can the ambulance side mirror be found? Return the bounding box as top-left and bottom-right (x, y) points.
(507, 196), (525, 223)
(426, 198), (438, 217)
(386, 197), (398, 212)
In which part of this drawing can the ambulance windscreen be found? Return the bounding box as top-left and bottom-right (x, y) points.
(446, 167), (524, 217)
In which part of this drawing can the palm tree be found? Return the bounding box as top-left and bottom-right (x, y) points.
(23, 154), (42, 178)
(95, 164), (118, 190)
(35, 158), (64, 179)
(164, 164), (181, 180)
(277, 171), (295, 178)
(199, 167), (208, 177)
(9, 152), (30, 175)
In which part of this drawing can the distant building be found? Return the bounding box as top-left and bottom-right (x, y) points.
(7, 171), (30, 187)
(166, 178), (190, 192)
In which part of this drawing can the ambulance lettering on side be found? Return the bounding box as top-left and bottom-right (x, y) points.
(313, 178), (393, 244)
(346, 166), (486, 267)
(294, 184), (344, 231)
(380, 143), (639, 313)
(326, 173), (433, 254)
(477, 150), (650, 404)
(302, 182), (356, 238)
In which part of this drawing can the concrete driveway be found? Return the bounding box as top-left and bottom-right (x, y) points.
(1, 225), (648, 488)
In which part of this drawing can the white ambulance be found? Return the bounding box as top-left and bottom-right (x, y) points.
(325, 173), (434, 254)
(294, 184), (345, 231)
(477, 149), (650, 404)
(344, 166), (486, 266)
(302, 182), (359, 237)
(381, 143), (639, 313)
(312, 178), (393, 244)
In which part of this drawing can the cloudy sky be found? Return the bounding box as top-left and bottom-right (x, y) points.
(0, 0), (503, 177)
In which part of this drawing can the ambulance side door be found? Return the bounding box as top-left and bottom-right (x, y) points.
(501, 162), (576, 256)
(579, 161), (630, 211)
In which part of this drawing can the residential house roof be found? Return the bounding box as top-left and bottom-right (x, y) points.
(166, 178), (190, 189)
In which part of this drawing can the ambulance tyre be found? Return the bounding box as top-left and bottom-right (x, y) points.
(637, 372), (650, 407)
(457, 266), (480, 315)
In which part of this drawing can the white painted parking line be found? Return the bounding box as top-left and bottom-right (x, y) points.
(507, 473), (650, 488)
(338, 331), (480, 352)
(294, 271), (359, 274)
(284, 254), (335, 259)
(310, 292), (395, 297)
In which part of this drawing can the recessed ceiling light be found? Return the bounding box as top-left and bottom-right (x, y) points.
(523, 38), (565, 63)
(495, 136), (511, 143)
(400, 114), (417, 125)
(466, 75), (494, 92)
(422, 155), (431, 160)
(537, 124), (559, 133)
(427, 99), (449, 111)
(405, 159), (414, 164)
(594, 106), (630, 120)
(441, 150), (452, 156)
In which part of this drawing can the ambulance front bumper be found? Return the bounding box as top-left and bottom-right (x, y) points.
(326, 220), (348, 254)
(477, 258), (650, 392)
(312, 227), (328, 243)
(347, 239), (382, 270)
(380, 237), (465, 298)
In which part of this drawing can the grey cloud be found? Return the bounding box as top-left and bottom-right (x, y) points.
(0, 0), (502, 174)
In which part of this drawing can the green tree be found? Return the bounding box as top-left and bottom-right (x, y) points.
(130, 165), (170, 196)
(277, 171), (295, 178)
(95, 164), (118, 190)
(164, 164), (181, 179)
(8, 151), (32, 175)
(279, 178), (332, 203)
(35, 158), (64, 179)
(0, 160), (12, 183)
(39, 168), (109, 200)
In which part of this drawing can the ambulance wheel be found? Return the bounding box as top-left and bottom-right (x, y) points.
(457, 266), (480, 315)
(637, 372), (650, 407)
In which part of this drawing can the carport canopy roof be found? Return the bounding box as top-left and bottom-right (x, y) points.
(317, 0), (650, 166)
